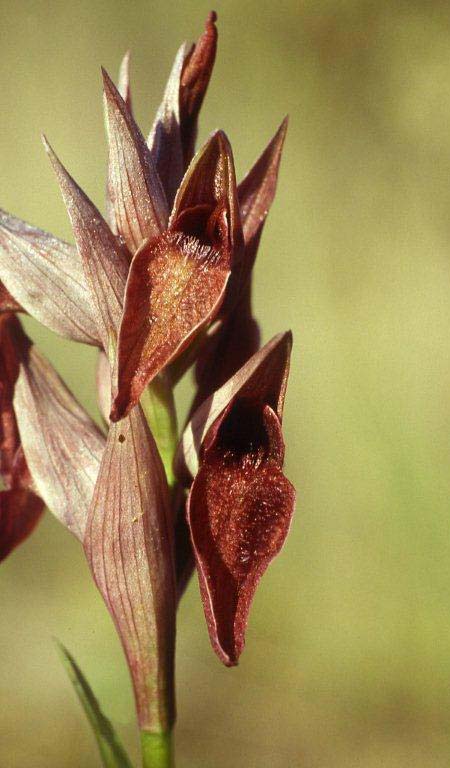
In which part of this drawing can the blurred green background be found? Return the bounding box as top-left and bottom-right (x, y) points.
(2, 0), (450, 765)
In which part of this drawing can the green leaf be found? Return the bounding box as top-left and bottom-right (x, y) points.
(56, 641), (134, 768)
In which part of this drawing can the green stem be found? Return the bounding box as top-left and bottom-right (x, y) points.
(140, 372), (178, 490)
(141, 731), (173, 768)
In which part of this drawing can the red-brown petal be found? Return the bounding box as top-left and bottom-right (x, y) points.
(0, 209), (99, 345)
(84, 405), (176, 732)
(179, 11), (218, 164)
(218, 118), (289, 319)
(106, 52), (134, 234)
(148, 44), (186, 207)
(170, 130), (242, 257)
(187, 402), (295, 665)
(111, 230), (230, 421)
(14, 345), (105, 540)
(0, 489), (44, 562)
(44, 137), (129, 371)
(177, 331), (292, 480)
(238, 117), (288, 257)
(103, 69), (168, 254)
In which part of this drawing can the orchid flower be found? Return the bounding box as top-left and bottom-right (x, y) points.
(0, 12), (295, 768)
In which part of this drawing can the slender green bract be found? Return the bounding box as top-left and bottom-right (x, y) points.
(141, 731), (173, 768)
(57, 642), (133, 768)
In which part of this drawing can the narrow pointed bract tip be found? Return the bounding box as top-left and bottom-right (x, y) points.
(201, 128), (232, 160)
(41, 134), (61, 170)
(280, 115), (289, 134)
(41, 134), (51, 153)
(41, 135), (60, 169)
(101, 66), (120, 99)
(101, 66), (111, 86)
(213, 128), (229, 147)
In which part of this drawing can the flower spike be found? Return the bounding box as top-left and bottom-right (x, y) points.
(0, 11), (296, 755)
(110, 130), (241, 422)
(182, 332), (295, 666)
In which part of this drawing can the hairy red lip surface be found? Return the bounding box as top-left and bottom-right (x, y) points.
(188, 398), (295, 665)
(180, 332), (295, 664)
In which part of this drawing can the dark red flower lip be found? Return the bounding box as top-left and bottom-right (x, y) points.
(185, 332), (295, 665)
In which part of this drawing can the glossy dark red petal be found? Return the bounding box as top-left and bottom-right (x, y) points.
(187, 403), (295, 665)
(170, 130), (242, 257)
(177, 331), (292, 480)
(111, 230), (230, 421)
(0, 489), (44, 562)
